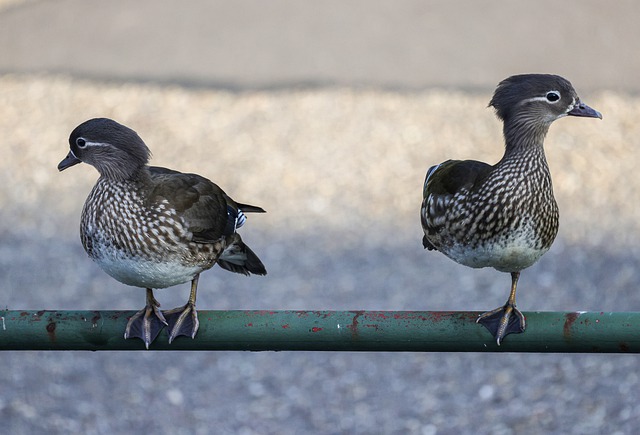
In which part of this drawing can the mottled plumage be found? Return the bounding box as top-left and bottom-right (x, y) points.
(421, 74), (601, 344)
(59, 118), (266, 348)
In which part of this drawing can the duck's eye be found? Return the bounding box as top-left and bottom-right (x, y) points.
(546, 91), (560, 102)
(76, 138), (87, 148)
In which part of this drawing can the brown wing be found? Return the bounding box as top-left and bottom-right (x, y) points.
(147, 166), (267, 275)
(147, 166), (229, 243)
(422, 159), (492, 198)
(421, 159), (492, 250)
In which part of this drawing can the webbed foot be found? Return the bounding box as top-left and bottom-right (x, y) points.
(477, 303), (525, 345)
(164, 303), (199, 343)
(124, 288), (168, 349)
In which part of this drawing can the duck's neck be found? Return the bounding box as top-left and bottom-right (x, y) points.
(98, 165), (149, 184)
(500, 116), (551, 164)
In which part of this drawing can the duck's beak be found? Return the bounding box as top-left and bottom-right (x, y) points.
(58, 150), (81, 171)
(568, 101), (602, 119)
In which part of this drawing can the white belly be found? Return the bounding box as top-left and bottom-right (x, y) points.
(94, 253), (204, 289)
(447, 242), (548, 272)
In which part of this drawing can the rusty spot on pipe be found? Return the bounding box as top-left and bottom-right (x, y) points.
(91, 311), (102, 328)
(46, 321), (56, 342)
(563, 312), (580, 338)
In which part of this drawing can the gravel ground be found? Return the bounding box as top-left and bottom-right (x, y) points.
(1, 74), (640, 433)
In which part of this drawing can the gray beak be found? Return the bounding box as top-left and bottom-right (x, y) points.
(58, 150), (81, 171)
(568, 101), (602, 119)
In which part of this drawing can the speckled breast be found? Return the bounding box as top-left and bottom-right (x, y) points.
(79, 179), (222, 288)
(428, 158), (559, 273)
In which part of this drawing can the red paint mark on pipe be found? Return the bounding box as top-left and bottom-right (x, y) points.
(246, 323), (253, 327)
(311, 327), (323, 333)
(348, 311), (364, 338)
(428, 311), (459, 322)
(391, 312), (430, 321)
(282, 324), (290, 329)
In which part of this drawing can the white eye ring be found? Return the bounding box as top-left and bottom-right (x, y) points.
(76, 137), (87, 148)
(546, 91), (561, 103)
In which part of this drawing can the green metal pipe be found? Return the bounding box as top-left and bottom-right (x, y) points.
(0, 310), (638, 352)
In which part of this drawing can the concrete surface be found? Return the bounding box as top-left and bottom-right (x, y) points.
(1, 0), (639, 91)
(1, 1), (640, 434)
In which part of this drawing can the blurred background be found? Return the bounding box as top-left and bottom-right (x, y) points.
(1, 0), (639, 433)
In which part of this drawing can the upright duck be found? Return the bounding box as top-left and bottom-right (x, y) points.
(421, 74), (601, 344)
(59, 118), (266, 348)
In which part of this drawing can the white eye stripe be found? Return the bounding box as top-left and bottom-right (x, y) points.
(519, 96), (550, 105)
(75, 137), (110, 149)
(83, 141), (111, 148)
